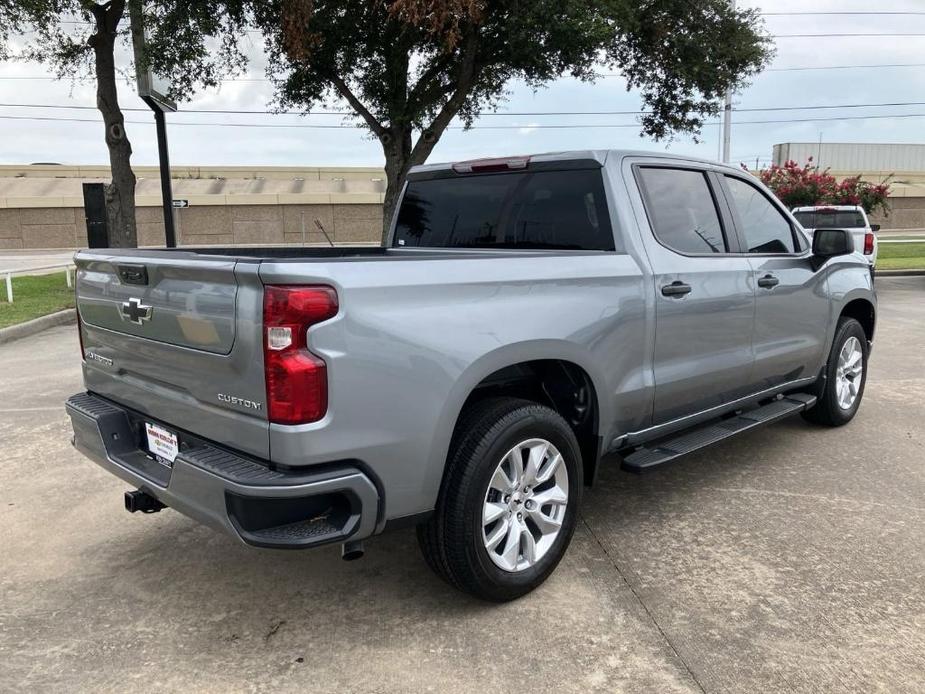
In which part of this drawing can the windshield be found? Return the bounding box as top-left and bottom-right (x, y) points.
(794, 210), (866, 229)
(393, 169), (615, 250)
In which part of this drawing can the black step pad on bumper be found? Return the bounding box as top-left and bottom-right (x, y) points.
(622, 393), (817, 474)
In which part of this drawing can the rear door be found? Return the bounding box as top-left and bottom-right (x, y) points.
(75, 250), (269, 459)
(633, 164), (756, 425)
(720, 174), (831, 390)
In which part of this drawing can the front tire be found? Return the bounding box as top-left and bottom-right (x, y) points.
(417, 397), (583, 602)
(803, 317), (869, 427)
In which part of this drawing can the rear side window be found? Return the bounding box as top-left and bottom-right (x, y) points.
(637, 167), (727, 254)
(794, 210), (866, 229)
(724, 176), (796, 254)
(393, 169), (615, 251)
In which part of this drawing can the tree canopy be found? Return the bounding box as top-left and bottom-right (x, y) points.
(3, 0), (773, 246)
(252, 0), (773, 239)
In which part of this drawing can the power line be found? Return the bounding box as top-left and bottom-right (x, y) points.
(4, 110), (925, 130)
(774, 33), (925, 38)
(5, 99), (925, 116)
(761, 11), (925, 16)
(765, 63), (925, 72)
(4, 62), (925, 84)
(31, 22), (925, 39)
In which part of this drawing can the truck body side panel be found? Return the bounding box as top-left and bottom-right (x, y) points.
(259, 251), (648, 521)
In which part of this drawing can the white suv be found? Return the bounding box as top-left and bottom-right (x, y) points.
(792, 205), (879, 267)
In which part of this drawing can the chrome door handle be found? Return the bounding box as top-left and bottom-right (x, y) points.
(757, 274), (780, 289)
(661, 281), (692, 297)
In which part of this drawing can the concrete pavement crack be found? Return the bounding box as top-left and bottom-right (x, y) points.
(580, 514), (708, 694)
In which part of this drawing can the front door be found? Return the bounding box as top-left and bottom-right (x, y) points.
(635, 165), (756, 425)
(720, 174), (831, 389)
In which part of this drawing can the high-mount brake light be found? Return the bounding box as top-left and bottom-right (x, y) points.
(263, 285), (338, 425)
(863, 232), (875, 255)
(452, 156), (531, 174)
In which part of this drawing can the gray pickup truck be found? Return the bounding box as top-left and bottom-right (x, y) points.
(66, 150), (876, 601)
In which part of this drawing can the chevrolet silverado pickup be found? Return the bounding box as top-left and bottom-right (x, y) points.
(66, 150), (876, 601)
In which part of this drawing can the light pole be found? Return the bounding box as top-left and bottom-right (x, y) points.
(129, 0), (177, 247)
(721, 0), (736, 164)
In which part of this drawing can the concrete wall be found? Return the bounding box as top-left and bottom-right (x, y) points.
(0, 207), (87, 249)
(869, 197), (925, 230)
(0, 203), (384, 249)
(0, 164), (388, 249)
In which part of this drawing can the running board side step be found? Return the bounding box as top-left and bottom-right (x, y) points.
(621, 393), (817, 474)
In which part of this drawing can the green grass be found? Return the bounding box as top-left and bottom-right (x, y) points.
(0, 273), (76, 329)
(877, 242), (925, 271)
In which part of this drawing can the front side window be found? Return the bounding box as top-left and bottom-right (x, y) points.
(393, 169), (615, 251)
(637, 167), (727, 254)
(725, 176), (797, 254)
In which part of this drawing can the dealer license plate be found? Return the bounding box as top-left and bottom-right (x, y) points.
(145, 422), (178, 465)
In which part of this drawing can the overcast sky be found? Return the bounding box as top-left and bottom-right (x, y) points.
(1, 1), (924, 170)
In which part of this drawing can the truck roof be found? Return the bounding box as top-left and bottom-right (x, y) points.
(410, 149), (743, 176)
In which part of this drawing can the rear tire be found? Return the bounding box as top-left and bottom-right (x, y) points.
(803, 317), (868, 427)
(417, 397), (583, 602)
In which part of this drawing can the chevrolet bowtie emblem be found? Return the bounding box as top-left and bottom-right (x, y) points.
(121, 297), (153, 325)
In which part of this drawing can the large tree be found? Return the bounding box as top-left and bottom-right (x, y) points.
(254, 0), (773, 241)
(2, 1), (247, 247)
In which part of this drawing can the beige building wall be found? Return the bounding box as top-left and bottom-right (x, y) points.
(0, 203), (385, 249)
(0, 164), (387, 249)
(869, 197), (925, 230)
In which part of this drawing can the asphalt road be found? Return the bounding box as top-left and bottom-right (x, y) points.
(1, 277), (923, 693)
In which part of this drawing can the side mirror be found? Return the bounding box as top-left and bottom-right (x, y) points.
(870, 224), (881, 232)
(812, 228), (854, 258)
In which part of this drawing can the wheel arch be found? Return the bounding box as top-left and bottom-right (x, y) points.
(426, 342), (609, 506)
(839, 296), (876, 343)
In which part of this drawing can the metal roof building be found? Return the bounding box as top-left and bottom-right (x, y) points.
(773, 143), (925, 178)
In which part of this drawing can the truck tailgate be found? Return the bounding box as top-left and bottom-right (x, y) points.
(75, 250), (269, 459)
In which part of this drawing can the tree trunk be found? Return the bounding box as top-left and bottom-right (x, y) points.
(89, 1), (138, 248)
(378, 30), (480, 244)
(379, 126), (414, 245)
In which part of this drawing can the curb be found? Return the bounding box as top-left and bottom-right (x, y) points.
(876, 269), (925, 277)
(0, 308), (76, 345)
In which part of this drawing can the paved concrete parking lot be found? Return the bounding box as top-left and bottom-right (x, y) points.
(1, 277), (923, 693)
(0, 250), (76, 274)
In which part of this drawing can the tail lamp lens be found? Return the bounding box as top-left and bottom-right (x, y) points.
(263, 285), (338, 425)
(863, 232), (874, 255)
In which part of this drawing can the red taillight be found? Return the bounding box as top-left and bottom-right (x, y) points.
(863, 232), (875, 255)
(263, 285), (338, 425)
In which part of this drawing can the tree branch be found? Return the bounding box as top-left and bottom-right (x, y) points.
(409, 29), (479, 164)
(328, 73), (387, 138)
(406, 52), (453, 113)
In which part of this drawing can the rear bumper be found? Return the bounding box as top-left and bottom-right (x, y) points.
(65, 392), (380, 549)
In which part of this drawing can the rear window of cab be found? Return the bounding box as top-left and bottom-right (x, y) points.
(393, 169), (615, 251)
(794, 210), (866, 229)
